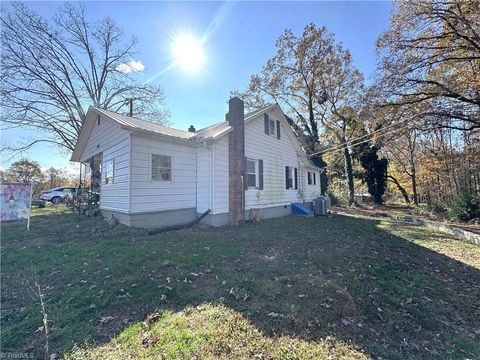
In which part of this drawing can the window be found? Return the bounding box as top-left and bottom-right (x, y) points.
(152, 154), (172, 181)
(308, 172), (312, 185)
(268, 119), (275, 136)
(264, 114), (280, 139)
(247, 159), (257, 188)
(103, 159), (114, 184)
(313, 172), (316, 185)
(285, 166), (297, 190)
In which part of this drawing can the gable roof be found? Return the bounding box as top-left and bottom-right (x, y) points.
(94, 108), (195, 140)
(192, 105), (277, 141)
(71, 104), (321, 169)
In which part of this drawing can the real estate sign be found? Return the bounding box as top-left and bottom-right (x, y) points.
(0, 183), (33, 230)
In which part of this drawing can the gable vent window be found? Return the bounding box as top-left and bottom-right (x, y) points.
(285, 166), (298, 190)
(152, 154), (172, 181)
(103, 159), (114, 184)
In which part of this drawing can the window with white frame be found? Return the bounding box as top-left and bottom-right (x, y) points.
(308, 171), (317, 185)
(268, 118), (275, 136)
(247, 159), (257, 188)
(103, 159), (114, 184)
(151, 154), (172, 181)
(285, 166), (297, 190)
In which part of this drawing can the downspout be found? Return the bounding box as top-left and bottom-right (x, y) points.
(195, 145), (198, 213)
(128, 133), (133, 214)
(212, 141), (216, 213)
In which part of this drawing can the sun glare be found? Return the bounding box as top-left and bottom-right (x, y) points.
(172, 34), (206, 73)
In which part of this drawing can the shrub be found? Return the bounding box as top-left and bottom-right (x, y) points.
(428, 201), (448, 217)
(325, 190), (347, 206)
(449, 193), (480, 221)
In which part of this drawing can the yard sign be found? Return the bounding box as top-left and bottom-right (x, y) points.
(0, 183), (33, 230)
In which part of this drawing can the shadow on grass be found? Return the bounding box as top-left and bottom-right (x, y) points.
(1, 208), (479, 359)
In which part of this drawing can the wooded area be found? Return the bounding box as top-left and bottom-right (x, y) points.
(237, 0), (479, 221)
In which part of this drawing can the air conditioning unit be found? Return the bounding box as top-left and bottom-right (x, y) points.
(313, 197), (326, 216)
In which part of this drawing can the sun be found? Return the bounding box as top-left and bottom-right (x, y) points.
(172, 34), (206, 73)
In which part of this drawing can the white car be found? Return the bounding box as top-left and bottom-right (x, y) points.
(40, 187), (77, 204)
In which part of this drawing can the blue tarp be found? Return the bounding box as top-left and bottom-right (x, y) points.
(291, 202), (313, 216)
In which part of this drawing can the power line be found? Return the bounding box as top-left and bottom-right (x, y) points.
(317, 126), (407, 158)
(307, 117), (413, 158)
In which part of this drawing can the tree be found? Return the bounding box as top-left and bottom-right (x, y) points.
(234, 23), (365, 199)
(355, 145), (388, 204)
(376, 0), (480, 132)
(5, 159), (43, 184)
(45, 167), (63, 188)
(4, 158), (44, 197)
(1, 2), (168, 153)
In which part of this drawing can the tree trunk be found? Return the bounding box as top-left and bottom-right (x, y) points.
(388, 175), (410, 204)
(411, 165), (418, 205)
(344, 147), (355, 205)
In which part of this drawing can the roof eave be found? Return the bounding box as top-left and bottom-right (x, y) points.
(125, 126), (197, 145)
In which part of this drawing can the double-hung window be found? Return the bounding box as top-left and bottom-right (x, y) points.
(103, 159), (114, 184)
(247, 159), (257, 188)
(268, 119), (275, 136)
(285, 166), (298, 190)
(152, 154), (172, 181)
(264, 114), (281, 140)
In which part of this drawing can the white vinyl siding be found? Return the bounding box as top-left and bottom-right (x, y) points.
(81, 115), (129, 162)
(212, 136), (229, 214)
(80, 115), (130, 212)
(130, 134), (196, 213)
(196, 146), (211, 213)
(303, 169), (322, 200)
(244, 110), (301, 210)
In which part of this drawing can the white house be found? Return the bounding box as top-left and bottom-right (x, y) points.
(71, 97), (323, 228)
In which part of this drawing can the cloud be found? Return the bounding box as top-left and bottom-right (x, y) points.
(116, 60), (145, 74)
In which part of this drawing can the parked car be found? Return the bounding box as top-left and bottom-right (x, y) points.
(40, 187), (82, 204)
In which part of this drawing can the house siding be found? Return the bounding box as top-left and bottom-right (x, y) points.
(129, 134), (196, 213)
(81, 115), (129, 162)
(244, 110), (302, 210)
(212, 136), (229, 215)
(303, 169), (322, 201)
(196, 145), (211, 213)
(100, 138), (130, 212)
(81, 115), (131, 212)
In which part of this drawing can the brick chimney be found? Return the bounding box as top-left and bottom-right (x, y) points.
(227, 97), (245, 226)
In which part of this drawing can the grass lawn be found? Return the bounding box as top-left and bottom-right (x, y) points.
(1, 207), (479, 359)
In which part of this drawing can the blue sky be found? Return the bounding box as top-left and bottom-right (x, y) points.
(1, 1), (391, 171)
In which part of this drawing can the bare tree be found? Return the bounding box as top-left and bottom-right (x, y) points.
(376, 0), (480, 131)
(1, 2), (168, 153)
(234, 23), (365, 199)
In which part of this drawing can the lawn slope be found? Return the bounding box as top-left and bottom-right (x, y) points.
(67, 304), (367, 359)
